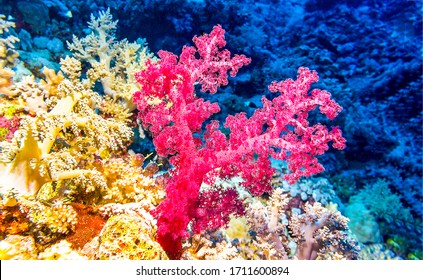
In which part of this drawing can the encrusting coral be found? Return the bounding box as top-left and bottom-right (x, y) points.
(95, 203), (168, 260)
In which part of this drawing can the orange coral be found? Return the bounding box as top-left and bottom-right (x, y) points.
(66, 203), (106, 249)
(0, 205), (30, 239)
(39, 67), (65, 98)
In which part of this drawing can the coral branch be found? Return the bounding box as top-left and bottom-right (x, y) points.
(134, 26), (345, 259)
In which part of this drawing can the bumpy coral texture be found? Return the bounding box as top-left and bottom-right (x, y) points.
(0, 11), (154, 198)
(133, 25), (345, 259)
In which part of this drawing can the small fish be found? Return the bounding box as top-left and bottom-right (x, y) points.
(58, 10), (73, 19)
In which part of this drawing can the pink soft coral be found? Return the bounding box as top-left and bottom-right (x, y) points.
(0, 115), (20, 142)
(133, 25), (345, 259)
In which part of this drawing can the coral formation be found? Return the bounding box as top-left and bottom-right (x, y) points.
(182, 186), (359, 260)
(290, 202), (359, 260)
(38, 240), (86, 260)
(1, 1), (421, 261)
(0, 11), (150, 198)
(97, 213), (167, 260)
(0, 11), (166, 260)
(67, 8), (155, 113)
(0, 15), (19, 69)
(133, 25), (345, 258)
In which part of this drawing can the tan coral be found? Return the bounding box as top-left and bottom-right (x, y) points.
(38, 240), (87, 260)
(242, 188), (290, 259)
(0, 67), (14, 95)
(19, 199), (78, 244)
(39, 67), (65, 98)
(85, 154), (165, 206)
(8, 75), (48, 113)
(97, 213), (167, 260)
(181, 233), (241, 260)
(59, 57), (82, 83)
(0, 15), (19, 69)
(289, 202), (360, 260)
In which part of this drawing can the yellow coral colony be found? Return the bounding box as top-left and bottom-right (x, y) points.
(0, 57), (133, 195)
(0, 10), (153, 198)
(0, 11), (165, 261)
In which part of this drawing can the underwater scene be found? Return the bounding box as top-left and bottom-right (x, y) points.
(0, 0), (421, 260)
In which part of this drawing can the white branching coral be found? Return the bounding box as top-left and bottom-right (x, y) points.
(66, 8), (155, 112)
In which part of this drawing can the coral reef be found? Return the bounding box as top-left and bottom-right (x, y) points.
(0, 10), (157, 199)
(133, 25), (345, 258)
(0, 1), (421, 261)
(182, 186), (359, 260)
(0, 11), (167, 260)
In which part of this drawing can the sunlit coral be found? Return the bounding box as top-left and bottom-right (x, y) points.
(97, 213), (167, 260)
(38, 240), (87, 260)
(86, 154), (165, 207)
(181, 233), (242, 260)
(20, 199), (78, 244)
(0, 64), (133, 196)
(0, 235), (38, 260)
